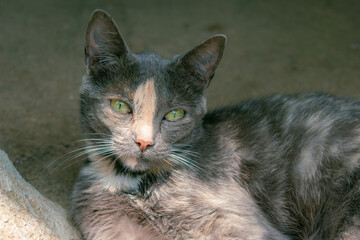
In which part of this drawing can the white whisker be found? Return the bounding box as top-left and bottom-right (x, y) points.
(168, 152), (201, 172)
(48, 137), (113, 173)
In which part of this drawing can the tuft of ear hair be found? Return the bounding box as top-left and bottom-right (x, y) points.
(85, 9), (129, 75)
(179, 34), (227, 89)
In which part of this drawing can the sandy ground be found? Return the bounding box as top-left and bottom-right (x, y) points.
(0, 0), (359, 210)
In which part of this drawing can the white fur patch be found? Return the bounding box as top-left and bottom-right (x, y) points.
(295, 113), (334, 180)
(124, 156), (138, 169)
(82, 165), (141, 193)
(296, 148), (317, 180)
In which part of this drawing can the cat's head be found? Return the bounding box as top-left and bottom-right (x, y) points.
(80, 10), (226, 176)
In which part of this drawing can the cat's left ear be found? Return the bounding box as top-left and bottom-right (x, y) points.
(179, 34), (226, 89)
(85, 10), (130, 75)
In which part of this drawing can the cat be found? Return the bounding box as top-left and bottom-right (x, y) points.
(71, 9), (360, 240)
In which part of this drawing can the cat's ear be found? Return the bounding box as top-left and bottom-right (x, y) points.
(179, 34), (226, 89)
(85, 9), (129, 75)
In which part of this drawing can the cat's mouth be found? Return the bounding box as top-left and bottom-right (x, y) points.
(117, 145), (201, 174)
(119, 154), (170, 174)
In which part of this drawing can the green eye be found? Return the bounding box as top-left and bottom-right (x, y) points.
(110, 99), (132, 114)
(165, 109), (185, 122)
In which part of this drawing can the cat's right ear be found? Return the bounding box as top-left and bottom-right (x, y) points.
(85, 10), (129, 75)
(177, 35), (226, 90)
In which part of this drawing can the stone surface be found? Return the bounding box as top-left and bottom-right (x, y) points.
(0, 150), (80, 240)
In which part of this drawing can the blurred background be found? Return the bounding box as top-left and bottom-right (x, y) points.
(0, 0), (359, 210)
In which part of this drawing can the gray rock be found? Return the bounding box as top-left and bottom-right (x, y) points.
(0, 149), (80, 240)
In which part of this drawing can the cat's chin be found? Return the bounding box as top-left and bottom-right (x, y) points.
(121, 155), (171, 175)
(123, 156), (139, 169)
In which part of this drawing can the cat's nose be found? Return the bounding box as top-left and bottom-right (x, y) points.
(136, 138), (153, 151)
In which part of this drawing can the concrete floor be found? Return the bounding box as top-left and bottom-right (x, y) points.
(0, 0), (359, 210)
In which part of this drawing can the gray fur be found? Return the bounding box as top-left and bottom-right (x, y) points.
(71, 10), (360, 240)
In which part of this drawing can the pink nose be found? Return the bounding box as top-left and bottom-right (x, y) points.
(136, 139), (153, 151)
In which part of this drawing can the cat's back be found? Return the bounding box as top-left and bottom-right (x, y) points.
(204, 92), (360, 156)
(202, 92), (360, 239)
(204, 92), (360, 130)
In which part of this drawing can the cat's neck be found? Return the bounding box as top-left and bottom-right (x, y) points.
(85, 160), (172, 195)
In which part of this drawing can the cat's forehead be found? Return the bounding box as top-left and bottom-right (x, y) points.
(115, 51), (175, 100)
(132, 51), (171, 82)
(103, 51), (187, 103)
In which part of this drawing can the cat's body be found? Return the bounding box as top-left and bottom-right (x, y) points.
(71, 10), (360, 240)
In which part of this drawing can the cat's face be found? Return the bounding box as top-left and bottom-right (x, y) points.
(80, 10), (226, 175)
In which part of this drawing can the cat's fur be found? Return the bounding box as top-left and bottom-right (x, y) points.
(71, 10), (360, 240)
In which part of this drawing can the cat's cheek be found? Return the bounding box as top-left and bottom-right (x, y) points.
(161, 120), (196, 142)
(99, 107), (134, 142)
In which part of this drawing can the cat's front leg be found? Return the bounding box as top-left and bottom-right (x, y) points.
(80, 214), (167, 240)
(71, 180), (168, 240)
(174, 216), (289, 240)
